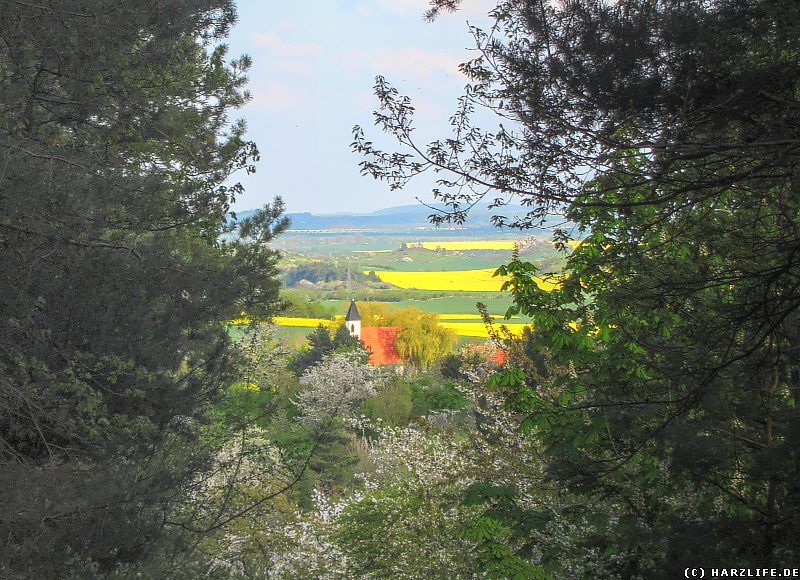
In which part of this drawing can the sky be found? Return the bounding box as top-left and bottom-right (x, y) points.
(223, 0), (493, 214)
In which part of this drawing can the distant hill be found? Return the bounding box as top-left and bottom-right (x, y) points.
(231, 203), (569, 233)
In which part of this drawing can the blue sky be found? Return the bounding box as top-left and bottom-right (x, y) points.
(224, 0), (492, 214)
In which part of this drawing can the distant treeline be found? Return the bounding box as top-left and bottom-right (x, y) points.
(282, 261), (374, 287)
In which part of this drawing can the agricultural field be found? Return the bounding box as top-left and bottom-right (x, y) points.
(410, 239), (582, 251)
(439, 321), (531, 338)
(361, 252), (507, 272)
(230, 298), (553, 340)
(356, 242), (564, 273)
(232, 318), (531, 340)
(366, 268), (562, 292)
(355, 296), (515, 315)
(413, 240), (519, 251)
(263, 226), (570, 341)
(274, 316), (333, 327)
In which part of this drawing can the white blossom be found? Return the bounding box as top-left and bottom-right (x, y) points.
(295, 352), (385, 426)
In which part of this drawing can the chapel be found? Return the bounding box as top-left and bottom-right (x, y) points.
(345, 300), (402, 366)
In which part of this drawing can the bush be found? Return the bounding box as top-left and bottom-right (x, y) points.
(362, 380), (413, 426)
(280, 291), (337, 318)
(409, 377), (469, 416)
(439, 353), (464, 379)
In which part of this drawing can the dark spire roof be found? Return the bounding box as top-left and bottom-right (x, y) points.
(345, 299), (360, 321)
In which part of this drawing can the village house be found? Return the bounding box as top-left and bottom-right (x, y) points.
(345, 300), (402, 366)
(345, 299), (507, 368)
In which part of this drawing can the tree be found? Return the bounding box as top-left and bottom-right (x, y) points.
(290, 325), (335, 375)
(354, 0), (800, 572)
(295, 352), (385, 428)
(0, 1), (285, 575)
(356, 303), (458, 368)
(290, 323), (367, 376)
(393, 309), (459, 369)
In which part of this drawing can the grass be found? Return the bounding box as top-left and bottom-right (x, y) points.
(355, 244), (565, 273)
(359, 250), (511, 272)
(320, 295), (520, 317)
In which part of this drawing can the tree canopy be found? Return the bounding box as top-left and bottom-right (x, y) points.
(355, 0), (800, 572)
(355, 303), (458, 368)
(289, 324), (367, 376)
(0, 1), (285, 575)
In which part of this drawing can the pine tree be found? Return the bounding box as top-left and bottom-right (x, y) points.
(354, 0), (800, 572)
(0, 1), (285, 575)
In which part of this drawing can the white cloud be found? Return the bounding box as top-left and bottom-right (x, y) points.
(251, 32), (322, 57)
(249, 31), (321, 77)
(336, 46), (464, 82)
(249, 82), (315, 113)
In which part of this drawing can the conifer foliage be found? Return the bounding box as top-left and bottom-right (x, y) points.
(0, 1), (285, 575)
(355, 0), (800, 572)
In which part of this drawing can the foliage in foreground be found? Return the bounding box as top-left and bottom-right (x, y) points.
(355, 0), (800, 572)
(0, 2), (285, 576)
(173, 322), (675, 578)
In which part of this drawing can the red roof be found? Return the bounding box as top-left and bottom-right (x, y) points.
(490, 348), (507, 366)
(360, 327), (402, 365)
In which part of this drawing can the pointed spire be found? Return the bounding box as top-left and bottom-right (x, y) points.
(345, 299), (360, 322)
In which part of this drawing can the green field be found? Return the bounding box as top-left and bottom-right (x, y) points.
(271, 229), (556, 340)
(359, 250), (514, 272)
(356, 246), (564, 273)
(320, 295), (521, 318)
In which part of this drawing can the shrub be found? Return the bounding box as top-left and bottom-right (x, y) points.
(362, 380), (413, 426)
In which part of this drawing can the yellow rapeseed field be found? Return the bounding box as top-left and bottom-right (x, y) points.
(550, 239), (583, 250)
(439, 321), (531, 337)
(442, 320), (583, 337)
(438, 313), (495, 320)
(273, 317), (334, 328)
(228, 316), (335, 328)
(368, 268), (561, 292)
(228, 315), (252, 325)
(230, 315), (568, 339)
(439, 313), (531, 321)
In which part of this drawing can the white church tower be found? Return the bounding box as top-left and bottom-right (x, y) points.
(345, 299), (361, 339)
